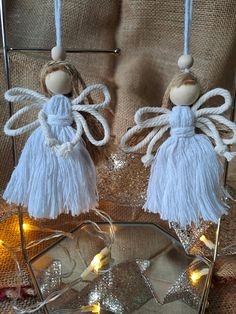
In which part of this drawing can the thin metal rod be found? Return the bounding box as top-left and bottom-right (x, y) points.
(8, 47), (121, 55)
(0, 1), (38, 311)
(0, 0), (17, 166)
(17, 206), (29, 262)
(199, 217), (221, 314)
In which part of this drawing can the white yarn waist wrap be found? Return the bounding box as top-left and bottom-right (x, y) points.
(47, 114), (73, 126)
(170, 126), (195, 137)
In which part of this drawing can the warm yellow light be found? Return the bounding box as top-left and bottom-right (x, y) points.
(23, 223), (29, 231)
(190, 271), (201, 284)
(92, 254), (103, 273)
(92, 303), (100, 313)
(190, 268), (209, 285)
(199, 234), (215, 249)
(0, 240), (3, 245)
(81, 303), (101, 313)
(200, 235), (206, 242)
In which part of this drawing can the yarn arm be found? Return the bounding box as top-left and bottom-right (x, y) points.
(196, 116), (236, 161)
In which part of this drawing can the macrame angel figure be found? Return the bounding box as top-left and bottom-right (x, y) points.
(121, 57), (236, 228)
(4, 55), (110, 219)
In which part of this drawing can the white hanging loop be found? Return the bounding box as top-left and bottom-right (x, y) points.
(183, 0), (193, 55)
(178, 0), (194, 71)
(54, 0), (62, 47)
(51, 0), (66, 61)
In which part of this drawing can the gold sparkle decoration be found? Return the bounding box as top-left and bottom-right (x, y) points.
(97, 145), (149, 208)
(171, 220), (214, 256)
(163, 259), (208, 310)
(56, 259), (155, 313)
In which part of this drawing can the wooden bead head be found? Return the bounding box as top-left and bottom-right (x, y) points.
(162, 72), (200, 108)
(170, 81), (200, 106)
(40, 61), (80, 97)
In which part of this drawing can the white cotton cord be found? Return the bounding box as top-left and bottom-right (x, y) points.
(192, 87), (236, 160)
(141, 125), (170, 166)
(134, 106), (170, 127)
(121, 126), (158, 153)
(192, 88), (232, 116)
(4, 85), (111, 157)
(38, 110), (59, 147)
(52, 84), (111, 157)
(197, 117), (226, 152)
(4, 105), (41, 136)
(4, 88), (48, 136)
(209, 115), (236, 145)
(120, 106), (170, 160)
(71, 84), (111, 109)
(196, 116), (236, 161)
(5, 87), (48, 104)
(183, 0), (193, 55)
(54, 0), (62, 47)
(72, 109), (110, 146)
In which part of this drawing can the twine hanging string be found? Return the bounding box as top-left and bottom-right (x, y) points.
(54, 0), (62, 47)
(183, 0), (193, 55)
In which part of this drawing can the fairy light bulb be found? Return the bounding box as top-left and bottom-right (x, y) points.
(92, 254), (103, 273)
(190, 268), (209, 284)
(200, 235), (215, 250)
(23, 223), (29, 231)
(80, 247), (110, 279)
(0, 240), (3, 245)
(190, 271), (201, 283)
(92, 303), (100, 313)
(81, 303), (101, 313)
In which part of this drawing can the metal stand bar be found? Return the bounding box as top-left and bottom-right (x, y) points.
(1, 0), (36, 311)
(8, 47), (121, 54)
(0, 0), (31, 288)
(0, 0), (16, 166)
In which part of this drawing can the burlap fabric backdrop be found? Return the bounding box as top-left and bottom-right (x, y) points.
(0, 0), (236, 313)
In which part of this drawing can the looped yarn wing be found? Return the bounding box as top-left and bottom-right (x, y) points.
(120, 107), (170, 166)
(4, 88), (48, 137)
(192, 88), (236, 161)
(71, 83), (111, 146)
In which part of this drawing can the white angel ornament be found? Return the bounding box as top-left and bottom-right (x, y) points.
(121, 58), (236, 228)
(4, 56), (110, 219)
